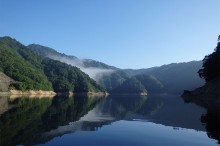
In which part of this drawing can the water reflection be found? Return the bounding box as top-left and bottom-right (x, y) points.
(201, 111), (220, 144)
(0, 95), (103, 146)
(0, 94), (218, 146)
(0, 96), (53, 146)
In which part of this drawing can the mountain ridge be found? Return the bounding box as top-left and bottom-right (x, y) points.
(0, 36), (105, 93)
(0, 36), (204, 94)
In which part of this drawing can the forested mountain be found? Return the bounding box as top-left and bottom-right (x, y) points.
(28, 44), (147, 94)
(0, 37), (52, 90)
(42, 59), (104, 92)
(0, 36), (204, 94)
(123, 61), (204, 93)
(111, 77), (147, 94)
(0, 36), (105, 93)
(28, 44), (117, 70)
(100, 72), (165, 94)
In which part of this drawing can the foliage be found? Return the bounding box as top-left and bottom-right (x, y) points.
(42, 59), (105, 92)
(131, 61), (204, 93)
(28, 44), (116, 69)
(198, 37), (220, 82)
(111, 77), (147, 94)
(83, 59), (117, 69)
(135, 74), (165, 94)
(0, 36), (105, 92)
(100, 70), (130, 91)
(0, 37), (52, 90)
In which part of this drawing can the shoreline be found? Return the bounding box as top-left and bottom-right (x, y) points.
(56, 91), (109, 97)
(181, 77), (220, 114)
(0, 90), (109, 97)
(0, 90), (56, 96)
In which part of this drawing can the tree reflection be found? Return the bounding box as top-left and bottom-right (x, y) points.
(201, 111), (220, 144)
(0, 95), (103, 146)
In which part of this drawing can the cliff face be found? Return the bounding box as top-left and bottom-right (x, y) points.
(0, 72), (15, 92)
(182, 77), (220, 114)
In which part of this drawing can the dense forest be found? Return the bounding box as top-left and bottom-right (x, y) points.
(28, 44), (117, 70)
(0, 37), (105, 93)
(0, 36), (204, 94)
(0, 37), (52, 90)
(198, 35), (220, 82)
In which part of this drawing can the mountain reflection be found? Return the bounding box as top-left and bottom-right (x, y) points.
(0, 94), (217, 146)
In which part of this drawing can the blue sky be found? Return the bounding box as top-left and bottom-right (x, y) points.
(0, 0), (219, 69)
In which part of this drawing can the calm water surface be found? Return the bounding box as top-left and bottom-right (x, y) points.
(0, 94), (219, 146)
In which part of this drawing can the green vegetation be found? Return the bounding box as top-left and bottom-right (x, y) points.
(28, 40), (204, 94)
(0, 36), (204, 94)
(135, 74), (165, 93)
(100, 71), (165, 94)
(0, 37), (52, 90)
(111, 77), (147, 94)
(42, 59), (104, 92)
(198, 36), (220, 82)
(83, 59), (117, 69)
(28, 44), (116, 69)
(0, 37), (105, 93)
(124, 61), (204, 93)
(100, 70), (130, 91)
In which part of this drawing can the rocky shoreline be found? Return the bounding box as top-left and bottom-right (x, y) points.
(0, 90), (56, 95)
(182, 77), (220, 114)
(0, 90), (109, 98)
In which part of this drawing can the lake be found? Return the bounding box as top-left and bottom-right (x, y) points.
(0, 94), (219, 146)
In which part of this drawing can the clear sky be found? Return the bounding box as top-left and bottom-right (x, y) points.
(0, 0), (219, 69)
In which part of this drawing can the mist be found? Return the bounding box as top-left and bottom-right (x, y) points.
(48, 54), (114, 82)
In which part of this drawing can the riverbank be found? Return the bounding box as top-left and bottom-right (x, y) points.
(0, 90), (109, 98)
(0, 90), (56, 97)
(56, 91), (109, 97)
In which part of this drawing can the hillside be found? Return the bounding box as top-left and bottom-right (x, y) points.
(28, 44), (117, 70)
(0, 37), (53, 91)
(100, 71), (165, 94)
(124, 61), (204, 93)
(0, 37), (105, 93)
(182, 38), (220, 114)
(0, 36), (205, 94)
(0, 72), (15, 92)
(28, 43), (204, 94)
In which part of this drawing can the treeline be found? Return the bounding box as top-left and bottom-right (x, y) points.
(42, 59), (104, 92)
(0, 36), (104, 93)
(100, 71), (164, 94)
(0, 36), (205, 94)
(27, 41), (204, 94)
(198, 36), (220, 82)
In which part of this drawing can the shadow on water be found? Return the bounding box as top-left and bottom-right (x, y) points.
(0, 94), (219, 145)
(201, 111), (220, 144)
(182, 93), (220, 144)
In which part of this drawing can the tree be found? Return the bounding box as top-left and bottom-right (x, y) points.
(198, 36), (220, 82)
